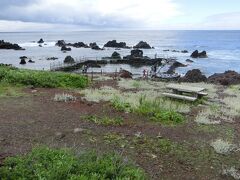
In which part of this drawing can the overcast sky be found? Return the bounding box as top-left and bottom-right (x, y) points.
(0, 0), (239, 31)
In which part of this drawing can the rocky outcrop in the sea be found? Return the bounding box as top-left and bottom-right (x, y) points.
(186, 59), (194, 63)
(61, 46), (71, 51)
(37, 38), (44, 44)
(56, 40), (66, 47)
(104, 40), (129, 48)
(208, 71), (240, 86)
(180, 69), (207, 83)
(0, 40), (25, 50)
(67, 42), (89, 48)
(28, 59), (35, 63)
(191, 50), (208, 58)
(181, 50), (188, 53)
(19, 56), (27, 65)
(133, 41), (152, 49)
(47, 57), (58, 60)
(167, 61), (187, 74)
(111, 51), (121, 59)
(64, 56), (75, 64)
(90, 42), (102, 50)
(119, 69), (133, 79)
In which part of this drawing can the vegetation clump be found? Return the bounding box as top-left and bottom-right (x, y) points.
(54, 93), (77, 102)
(0, 66), (88, 88)
(0, 147), (146, 179)
(83, 115), (124, 126)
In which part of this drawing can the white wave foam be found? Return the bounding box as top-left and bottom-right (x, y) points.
(19, 41), (56, 47)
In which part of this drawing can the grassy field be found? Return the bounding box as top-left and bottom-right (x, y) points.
(1, 74), (240, 179)
(0, 66), (89, 88)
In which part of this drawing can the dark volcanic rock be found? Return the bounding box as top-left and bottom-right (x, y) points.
(47, 57), (58, 60)
(181, 50), (188, 53)
(208, 71), (240, 86)
(37, 38), (44, 44)
(90, 42), (102, 50)
(186, 59), (194, 63)
(64, 56), (75, 64)
(68, 42), (89, 48)
(191, 50), (207, 58)
(104, 40), (128, 48)
(119, 69), (133, 79)
(167, 61), (187, 74)
(20, 59), (26, 65)
(111, 51), (121, 59)
(28, 59), (35, 63)
(56, 40), (66, 47)
(61, 46), (71, 51)
(0, 40), (24, 50)
(181, 69), (207, 83)
(130, 49), (144, 58)
(133, 41), (152, 49)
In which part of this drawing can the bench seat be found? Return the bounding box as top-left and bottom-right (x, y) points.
(162, 93), (197, 102)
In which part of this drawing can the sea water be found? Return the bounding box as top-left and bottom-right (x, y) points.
(0, 30), (239, 76)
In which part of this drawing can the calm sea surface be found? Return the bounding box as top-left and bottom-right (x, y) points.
(0, 30), (240, 76)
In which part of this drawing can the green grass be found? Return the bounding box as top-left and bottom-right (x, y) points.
(0, 82), (24, 97)
(135, 96), (185, 125)
(83, 115), (124, 126)
(0, 147), (146, 180)
(0, 66), (89, 88)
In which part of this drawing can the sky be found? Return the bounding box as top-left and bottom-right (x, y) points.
(0, 0), (239, 31)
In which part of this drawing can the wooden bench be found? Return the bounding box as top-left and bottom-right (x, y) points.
(162, 93), (197, 102)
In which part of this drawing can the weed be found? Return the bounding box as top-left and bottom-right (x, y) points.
(0, 82), (24, 97)
(0, 66), (88, 88)
(210, 139), (237, 155)
(223, 167), (240, 180)
(54, 93), (76, 102)
(135, 96), (185, 125)
(0, 147), (146, 179)
(83, 115), (124, 126)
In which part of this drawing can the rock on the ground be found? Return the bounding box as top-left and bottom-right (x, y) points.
(119, 69), (133, 78)
(208, 71), (240, 86)
(64, 56), (75, 63)
(111, 51), (121, 59)
(181, 69), (207, 82)
(56, 40), (66, 47)
(191, 50), (208, 58)
(0, 40), (25, 50)
(133, 41), (152, 49)
(37, 38), (44, 44)
(61, 46), (71, 51)
(104, 40), (128, 48)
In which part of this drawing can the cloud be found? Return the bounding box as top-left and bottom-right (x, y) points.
(0, 0), (180, 29)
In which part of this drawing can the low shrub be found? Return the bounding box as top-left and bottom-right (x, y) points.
(0, 66), (88, 88)
(0, 82), (24, 97)
(0, 147), (146, 179)
(135, 96), (185, 125)
(54, 93), (77, 102)
(83, 115), (124, 126)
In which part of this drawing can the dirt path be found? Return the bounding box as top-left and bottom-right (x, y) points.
(0, 81), (238, 179)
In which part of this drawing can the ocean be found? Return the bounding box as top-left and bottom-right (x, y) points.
(0, 30), (240, 76)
